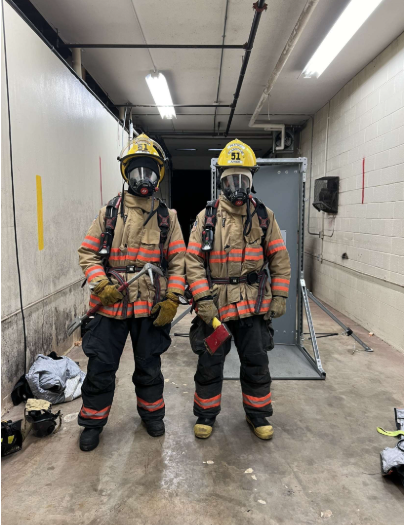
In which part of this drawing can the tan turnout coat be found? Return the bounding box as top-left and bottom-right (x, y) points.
(78, 192), (186, 319)
(186, 195), (291, 322)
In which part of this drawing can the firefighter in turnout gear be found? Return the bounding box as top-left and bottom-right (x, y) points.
(186, 139), (291, 440)
(78, 134), (186, 451)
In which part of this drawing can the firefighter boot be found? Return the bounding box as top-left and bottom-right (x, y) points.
(80, 427), (103, 451)
(246, 416), (274, 440)
(194, 417), (216, 439)
(143, 419), (165, 437)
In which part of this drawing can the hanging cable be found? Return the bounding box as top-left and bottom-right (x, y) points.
(129, 0), (157, 71)
(2, 0), (28, 372)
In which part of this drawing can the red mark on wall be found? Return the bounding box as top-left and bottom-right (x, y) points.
(99, 156), (103, 206)
(362, 157), (365, 204)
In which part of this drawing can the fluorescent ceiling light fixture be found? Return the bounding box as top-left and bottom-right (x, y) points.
(302, 0), (384, 78)
(208, 149), (223, 151)
(175, 148), (197, 151)
(145, 71), (176, 119)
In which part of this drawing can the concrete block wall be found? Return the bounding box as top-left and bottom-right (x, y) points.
(1, 4), (128, 408)
(300, 33), (404, 352)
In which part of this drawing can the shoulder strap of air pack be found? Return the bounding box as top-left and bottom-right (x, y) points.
(201, 199), (219, 287)
(98, 195), (122, 261)
(156, 200), (170, 271)
(249, 196), (270, 258)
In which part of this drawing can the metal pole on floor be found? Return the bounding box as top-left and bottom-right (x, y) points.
(307, 290), (373, 352)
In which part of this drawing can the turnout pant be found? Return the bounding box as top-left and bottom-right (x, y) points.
(193, 315), (274, 419)
(78, 314), (171, 428)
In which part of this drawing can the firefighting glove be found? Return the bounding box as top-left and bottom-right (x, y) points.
(197, 296), (219, 326)
(151, 292), (179, 327)
(92, 279), (123, 306)
(265, 296), (287, 319)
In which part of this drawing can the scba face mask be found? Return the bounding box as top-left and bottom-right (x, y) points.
(126, 158), (160, 197)
(221, 171), (252, 206)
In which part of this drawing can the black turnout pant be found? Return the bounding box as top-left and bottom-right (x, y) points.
(193, 315), (274, 419)
(78, 314), (171, 428)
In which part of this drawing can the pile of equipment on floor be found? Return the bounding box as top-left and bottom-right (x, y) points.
(2, 351), (86, 458)
(379, 408), (404, 486)
(2, 399), (62, 457)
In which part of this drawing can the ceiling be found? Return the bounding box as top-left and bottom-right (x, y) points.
(30, 0), (404, 164)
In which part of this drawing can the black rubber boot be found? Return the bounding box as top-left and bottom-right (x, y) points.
(194, 417), (216, 439)
(80, 427), (103, 451)
(143, 419), (165, 437)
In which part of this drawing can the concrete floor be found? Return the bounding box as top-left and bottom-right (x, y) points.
(2, 302), (404, 525)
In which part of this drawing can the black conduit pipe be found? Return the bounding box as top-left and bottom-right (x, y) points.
(225, 0), (267, 136)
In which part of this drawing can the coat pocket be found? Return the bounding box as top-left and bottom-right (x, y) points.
(138, 229), (161, 264)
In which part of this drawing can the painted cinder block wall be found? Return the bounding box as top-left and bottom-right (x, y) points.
(300, 32), (404, 352)
(1, 4), (129, 408)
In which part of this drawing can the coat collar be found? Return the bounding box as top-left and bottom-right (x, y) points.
(218, 194), (253, 216)
(123, 191), (153, 212)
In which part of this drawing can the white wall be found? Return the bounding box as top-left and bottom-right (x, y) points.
(300, 33), (404, 352)
(1, 3), (127, 406)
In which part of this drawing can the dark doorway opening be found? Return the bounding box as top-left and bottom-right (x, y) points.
(171, 170), (211, 244)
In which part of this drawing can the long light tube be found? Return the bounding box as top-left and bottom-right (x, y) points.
(145, 71), (176, 119)
(303, 0), (384, 78)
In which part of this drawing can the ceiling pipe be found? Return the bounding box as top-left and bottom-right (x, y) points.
(249, 0), (320, 131)
(213, 0), (230, 135)
(71, 47), (82, 79)
(114, 104), (232, 108)
(68, 44), (246, 49)
(224, 0), (268, 136)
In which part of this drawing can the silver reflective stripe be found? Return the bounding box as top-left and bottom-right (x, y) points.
(191, 282), (208, 292)
(81, 408), (110, 418)
(169, 278), (185, 285)
(243, 395), (271, 407)
(132, 304), (152, 311)
(86, 267), (105, 280)
(196, 398), (221, 408)
(269, 241), (284, 249)
(84, 237), (100, 248)
(138, 399), (164, 410)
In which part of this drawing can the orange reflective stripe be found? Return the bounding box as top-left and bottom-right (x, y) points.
(242, 392), (271, 408)
(267, 239), (286, 256)
(168, 240), (186, 256)
(271, 277), (290, 292)
(85, 265), (106, 282)
(80, 404), (111, 419)
(189, 279), (210, 296)
(218, 298), (272, 320)
(210, 249), (243, 263)
(89, 298), (153, 316)
(187, 242), (204, 257)
(82, 235), (101, 251)
(168, 276), (186, 291)
(137, 397), (165, 412)
(194, 393), (221, 409)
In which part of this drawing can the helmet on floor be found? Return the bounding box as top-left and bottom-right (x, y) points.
(118, 134), (168, 197)
(216, 139), (259, 206)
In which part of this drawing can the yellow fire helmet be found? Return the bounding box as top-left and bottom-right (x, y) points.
(217, 139), (259, 174)
(118, 133), (167, 187)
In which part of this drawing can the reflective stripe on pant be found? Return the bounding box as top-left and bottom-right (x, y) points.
(78, 314), (171, 428)
(193, 315), (273, 419)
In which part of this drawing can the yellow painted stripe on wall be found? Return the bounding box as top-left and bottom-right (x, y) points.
(36, 175), (44, 251)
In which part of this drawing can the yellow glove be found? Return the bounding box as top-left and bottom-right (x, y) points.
(151, 292), (179, 327)
(265, 296), (287, 319)
(93, 279), (123, 306)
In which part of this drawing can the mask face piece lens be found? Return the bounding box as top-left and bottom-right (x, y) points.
(221, 173), (250, 205)
(128, 167), (158, 186)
